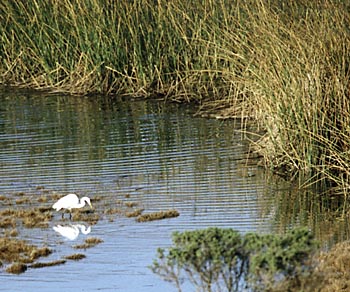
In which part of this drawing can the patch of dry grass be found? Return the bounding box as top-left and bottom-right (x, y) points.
(64, 253), (86, 260)
(0, 237), (52, 273)
(136, 210), (179, 222)
(73, 237), (104, 249)
(30, 260), (66, 269)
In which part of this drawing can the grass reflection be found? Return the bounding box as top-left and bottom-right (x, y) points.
(258, 177), (350, 244)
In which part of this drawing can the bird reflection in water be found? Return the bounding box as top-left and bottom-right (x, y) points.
(53, 224), (91, 241)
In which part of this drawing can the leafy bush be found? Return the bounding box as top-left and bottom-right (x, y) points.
(244, 228), (318, 291)
(151, 227), (318, 292)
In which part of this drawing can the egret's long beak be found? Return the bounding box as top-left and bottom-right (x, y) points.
(89, 202), (93, 209)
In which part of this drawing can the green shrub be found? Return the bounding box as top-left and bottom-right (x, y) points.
(151, 227), (318, 292)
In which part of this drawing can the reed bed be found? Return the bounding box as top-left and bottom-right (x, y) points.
(0, 0), (349, 193)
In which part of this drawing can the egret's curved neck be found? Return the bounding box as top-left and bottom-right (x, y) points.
(77, 197), (89, 208)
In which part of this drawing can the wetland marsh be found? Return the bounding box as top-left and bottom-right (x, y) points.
(0, 1), (349, 289)
(0, 92), (267, 291)
(1, 92), (350, 291)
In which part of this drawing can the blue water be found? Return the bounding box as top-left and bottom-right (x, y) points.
(0, 92), (276, 291)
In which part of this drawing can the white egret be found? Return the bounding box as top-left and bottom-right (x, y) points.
(53, 224), (91, 241)
(52, 193), (92, 218)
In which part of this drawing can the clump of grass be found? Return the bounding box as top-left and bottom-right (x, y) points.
(15, 197), (30, 205)
(5, 228), (18, 237)
(30, 259), (66, 269)
(125, 208), (144, 218)
(85, 237), (103, 245)
(0, 204), (54, 229)
(20, 208), (53, 228)
(0, 237), (51, 266)
(124, 202), (138, 208)
(0, 207), (53, 228)
(6, 262), (27, 274)
(64, 253), (86, 261)
(73, 237), (103, 249)
(30, 247), (52, 261)
(0, 209), (16, 216)
(0, 217), (16, 228)
(37, 195), (48, 203)
(104, 208), (123, 215)
(71, 210), (99, 224)
(136, 210), (179, 222)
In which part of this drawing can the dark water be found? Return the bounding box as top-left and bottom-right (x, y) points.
(0, 91), (349, 291)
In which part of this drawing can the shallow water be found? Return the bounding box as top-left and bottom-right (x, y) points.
(0, 91), (349, 291)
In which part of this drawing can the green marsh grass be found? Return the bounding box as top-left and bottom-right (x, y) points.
(1, 0), (349, 192)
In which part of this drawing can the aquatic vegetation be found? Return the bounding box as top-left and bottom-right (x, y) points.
(0, 188), (139, 274)
(0, 207), (52, 229)
(0, 237), (36, 263)
(104, 208), (124, 215)
(15, 197), (30, 205)
(6, 262), (27, 274)
(136, 210), (179, 222)
(0, 237), (52, 274)
(85, 237), (104, 245)
(71, 210), (99, 224)
(30, 260), (66, 269)
(0, 195), (7, 201)
(64, 253), (86, 261)
(0, 217), (16, 228)
(0, 209), (16, 216)
(21, 209), (53, 228)
(125, 208), (144, 218)
(37, 195), (48, 203)
(124, 202), (139, 208)
(103, 198), (145, 219)
(29, 247), (52, 261)
(5, 228), (18, 237)
(73, 237), (104, 249)
(152, 227), (318, 292)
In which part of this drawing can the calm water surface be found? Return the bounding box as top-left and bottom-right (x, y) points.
(0, 91), (349, 291)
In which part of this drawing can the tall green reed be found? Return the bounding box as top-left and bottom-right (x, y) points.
(0, 0), (233, 97)
(0, 0), (349, 193)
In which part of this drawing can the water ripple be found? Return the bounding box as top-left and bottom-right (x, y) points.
(0, 94), (271, 292)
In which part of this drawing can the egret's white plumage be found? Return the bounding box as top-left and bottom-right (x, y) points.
(52, 193), (92, 213)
